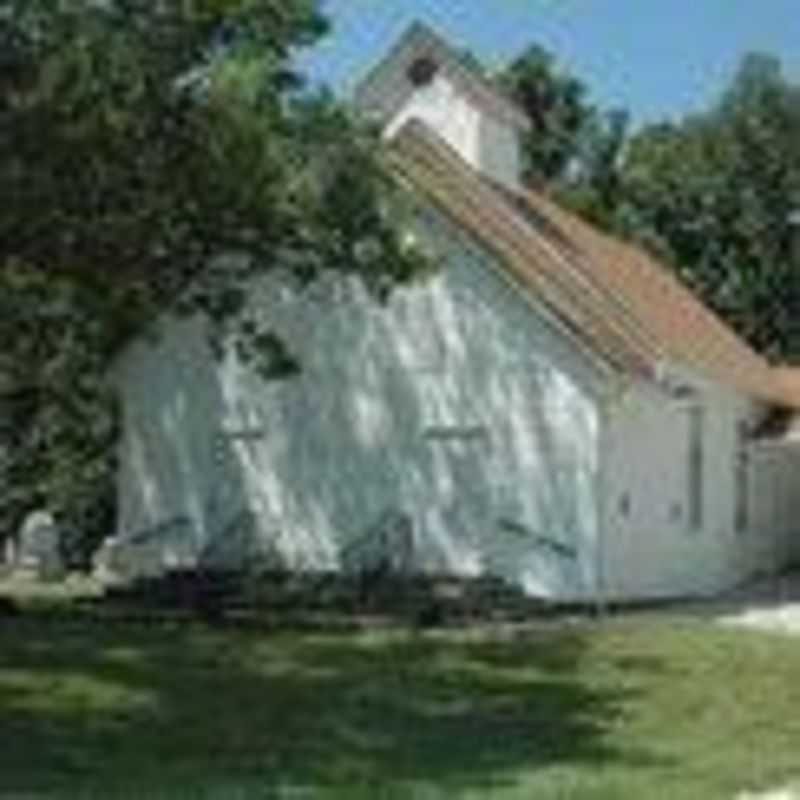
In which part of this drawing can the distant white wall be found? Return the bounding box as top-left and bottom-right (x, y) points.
(114, 206), (603, 599)
(384, 72), (523, 191)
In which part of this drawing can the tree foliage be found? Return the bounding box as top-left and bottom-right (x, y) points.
(0, 0), (425, 556)
(497, 44), (594, 185)
(616, 54), (800, 359)
(495, 43), (629, 228)
(500, 40), (800, 362)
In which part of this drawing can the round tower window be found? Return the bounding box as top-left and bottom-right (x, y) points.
(407, 56), (438, 87)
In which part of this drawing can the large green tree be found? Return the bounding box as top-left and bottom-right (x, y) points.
(501, 42), (800, 361)
(0, 0), (424, 559)
(617, 54), (800, 359)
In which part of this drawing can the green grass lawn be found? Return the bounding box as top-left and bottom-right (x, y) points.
(2, 607), (800, 799)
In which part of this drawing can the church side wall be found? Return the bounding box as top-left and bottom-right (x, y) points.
(114, 206), (605, 599)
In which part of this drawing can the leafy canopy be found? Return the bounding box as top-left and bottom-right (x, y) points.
(498, 41), (800, 362)
(617, 54), (800, 359)
(0, 0), (426, 552)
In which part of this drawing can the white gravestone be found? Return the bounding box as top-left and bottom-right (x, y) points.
(17, 509), (63, 580)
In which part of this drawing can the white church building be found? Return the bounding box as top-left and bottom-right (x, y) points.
(109, 22), (800, 603)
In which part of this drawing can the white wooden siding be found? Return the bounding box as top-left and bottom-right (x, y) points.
(601, 369), (800, 600)
(384, 72), (522, 191)
(114, 207), (604, 599)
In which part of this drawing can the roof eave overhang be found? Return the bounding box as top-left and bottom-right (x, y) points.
(386, 120), (662, 382)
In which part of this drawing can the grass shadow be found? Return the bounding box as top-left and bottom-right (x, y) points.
(0, 611), (664, 797)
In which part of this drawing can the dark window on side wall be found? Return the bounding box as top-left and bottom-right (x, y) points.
(735, 422), (750, 533)
(407, 56), (438, 87)
(688, 405), (704, 530)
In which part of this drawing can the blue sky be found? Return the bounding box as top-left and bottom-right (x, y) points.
(298, 0), (800, 126)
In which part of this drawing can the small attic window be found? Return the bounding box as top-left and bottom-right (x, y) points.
(407, 56), (438, 87)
